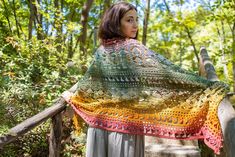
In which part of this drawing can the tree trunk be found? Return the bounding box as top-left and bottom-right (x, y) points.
(163, 0), (170, 12)
(61, 0), (65, 49)
(44, 0), (50, 36)
(2, 0), (12, 33)
(54, 0), (62, 53)
(12, 0), (20, 37)
(185, 26), (199, 64)
(142, 0), (150, 45)
(67, 34), (73, 60)
(66, 9), (76, 60)
(80, 0), (93, 60)
(28, 0), (35, 40)
(36, 0), (43, 40)
(74, 0), (94, 61)
(28, 0), (43, 40)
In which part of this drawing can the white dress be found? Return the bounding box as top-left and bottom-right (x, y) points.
(86, 126), (144, 157)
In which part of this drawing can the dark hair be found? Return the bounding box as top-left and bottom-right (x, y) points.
(98, 2), (137, 40)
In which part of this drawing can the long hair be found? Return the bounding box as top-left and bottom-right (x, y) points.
(98, 2), (138, 40)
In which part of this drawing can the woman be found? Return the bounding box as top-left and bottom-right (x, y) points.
(62, 2), (227, 157)
(64, 2), (144, 157)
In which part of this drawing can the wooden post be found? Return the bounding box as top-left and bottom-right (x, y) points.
(218, 98), (235, 157)
(49, 113), (63, 157)
(199, 47), (218, 81)
(48, 83), (78, 157)
(199, 47), (235, 157)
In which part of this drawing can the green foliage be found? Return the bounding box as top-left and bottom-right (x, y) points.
(0, 124), (50, 157)
(0, 35), (84, 155)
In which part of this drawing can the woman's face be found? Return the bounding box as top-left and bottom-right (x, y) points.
(120, 9), (138, 39)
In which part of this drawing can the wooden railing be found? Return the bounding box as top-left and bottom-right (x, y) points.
(199, 47), (235, 157)
(0, 48), (235, 157)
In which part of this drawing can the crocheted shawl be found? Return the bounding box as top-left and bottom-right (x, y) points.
(67, 39), (227, 154)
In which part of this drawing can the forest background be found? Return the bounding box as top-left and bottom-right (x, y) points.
(0, 0), (235, 156)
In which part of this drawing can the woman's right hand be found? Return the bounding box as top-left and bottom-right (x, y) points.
(61, 91), (73, 102)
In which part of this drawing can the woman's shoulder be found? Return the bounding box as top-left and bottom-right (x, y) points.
(124, 39), (142, 47)
(95, 38), (148, 55)
(123, 39), (149, 53)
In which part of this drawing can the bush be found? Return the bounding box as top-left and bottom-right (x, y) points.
(0, 36), (87, 156)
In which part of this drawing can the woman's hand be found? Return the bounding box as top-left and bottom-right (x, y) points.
(61, 91), (73, 102)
